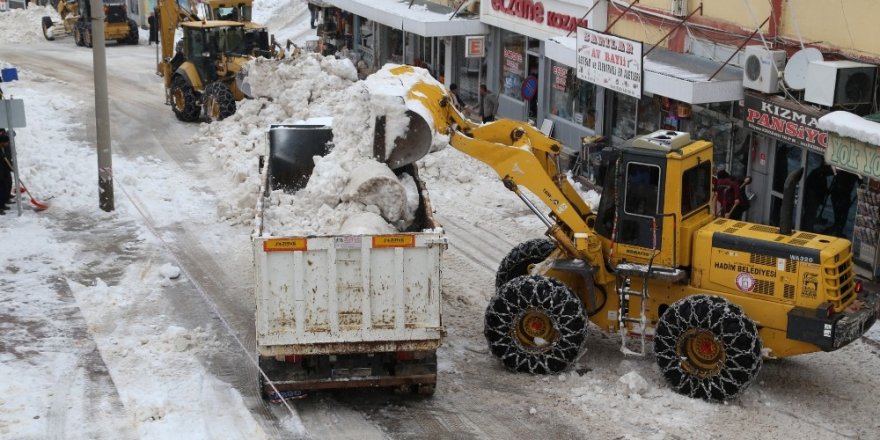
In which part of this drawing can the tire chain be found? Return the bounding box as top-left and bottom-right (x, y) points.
(654, 294), (763, 401)
(204, 83), (236, 121)
(494, 238), (556, 290)
(485, 275), (587, 374)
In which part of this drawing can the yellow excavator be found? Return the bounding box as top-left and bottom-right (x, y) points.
(200, 0), (284, 58)
(41, 0), (139, 47)
(155, 0), (253, 122)
(379, 65), (878, 401)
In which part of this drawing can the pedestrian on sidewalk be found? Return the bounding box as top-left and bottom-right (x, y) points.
(0, 130), (13, 215)
(476, 84), (497, 123)
(148, 11), (159, 45)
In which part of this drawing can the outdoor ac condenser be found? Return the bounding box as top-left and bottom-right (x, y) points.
(742, 46), (786, 94)
(804, 60), (877, 107)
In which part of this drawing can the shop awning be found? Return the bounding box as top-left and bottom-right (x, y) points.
(325, 0), (488, 37)
(546, 37), (743, 104)
(818, 111), (880, 146)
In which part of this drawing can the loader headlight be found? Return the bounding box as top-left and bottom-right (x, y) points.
(236, 64), (252, 98)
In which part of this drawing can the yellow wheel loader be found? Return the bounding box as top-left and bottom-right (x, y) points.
(156, 0), (254, 122)
(41, 0), (138, 46)
(381, 65), (878, 402)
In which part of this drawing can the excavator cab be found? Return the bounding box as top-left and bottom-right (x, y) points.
(596, 131), (714, 269)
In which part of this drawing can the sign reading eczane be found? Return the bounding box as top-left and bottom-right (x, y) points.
(576, 28), (642, 99)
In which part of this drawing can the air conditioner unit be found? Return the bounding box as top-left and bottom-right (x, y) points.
(671, 0), (688, 17)
(804, 60), (877, 107)
(742, 46), (786, 93)
(632, 130), (692, 151)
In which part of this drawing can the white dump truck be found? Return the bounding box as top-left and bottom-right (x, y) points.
(253, 123), (446, 398)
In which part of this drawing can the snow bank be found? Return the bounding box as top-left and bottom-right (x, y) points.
(0, 6), (59, 44)
(818, 111), (880, 146)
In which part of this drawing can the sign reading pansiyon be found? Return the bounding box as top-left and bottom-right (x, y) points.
(576, 27), (642, 99)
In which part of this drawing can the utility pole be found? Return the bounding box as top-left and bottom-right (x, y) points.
(90, 0), (114, 211)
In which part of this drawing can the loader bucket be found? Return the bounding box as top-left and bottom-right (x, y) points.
(267, 124), (333, 192)
(374, 109), (433, 170)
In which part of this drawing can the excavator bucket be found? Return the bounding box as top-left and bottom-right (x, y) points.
(373, 109), (433, 170)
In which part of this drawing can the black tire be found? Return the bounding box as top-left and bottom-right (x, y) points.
(654, 295), (763, 402)
(485, 275), (587, 374)
(42, 17), (55, 41)
(126, 20), (138, 45)
(170, 75), (202, 122)
(73, 25), (83, 47)
(202, 82), (236, 122)
(495, 238), (556, 291)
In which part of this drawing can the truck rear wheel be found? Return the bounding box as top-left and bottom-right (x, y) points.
(42, 17), (55, 41)
(495, 238), (555, 291)
(485, 275), (587, 374)
(170, 75), (202, 122)
(654, 295), (762, 402)
(203, 82), (236, 122)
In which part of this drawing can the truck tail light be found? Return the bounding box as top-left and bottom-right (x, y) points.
(395, 351), (415, 361)
(826, 303), (835, 318)
(284, 355), (303, 363)
(854, 280), (863, 294)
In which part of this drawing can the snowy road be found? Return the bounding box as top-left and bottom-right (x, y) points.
(3, 18), (880, 440)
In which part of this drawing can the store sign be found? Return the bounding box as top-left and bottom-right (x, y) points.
(481, 0), (605, 39)
(743, 93), (828, 154)
(575, 28), (642, 99)
(552, 65), (568, 91)
(465, 36), (485, 58)
(503, 47), (523, 74)
(825, 133), (880, 180)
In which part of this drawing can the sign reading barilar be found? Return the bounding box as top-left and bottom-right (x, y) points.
(576, 28), (642, 99)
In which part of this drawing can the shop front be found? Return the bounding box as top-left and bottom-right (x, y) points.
(818, 111), (880, 278)
(480, 0), (608, 147)
(321, 0), (487, 102)
(546, 37), (744, 184)
(743, 92), (861, 237)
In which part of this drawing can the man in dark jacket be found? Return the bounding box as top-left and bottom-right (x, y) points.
(148, 11), (159, 45)
(477, 84), (498, 123)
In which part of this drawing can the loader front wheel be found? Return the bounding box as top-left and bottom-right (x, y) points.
(42, 17), (55, 41)
(654, 295), (762, 402)
(203, 82), (236, 122)
(485, 275), (587, 374)
(170, 75), (202, 122)
(495, 238), (556, 291)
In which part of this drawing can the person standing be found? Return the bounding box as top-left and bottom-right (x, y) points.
(478, 84), (498, 123)
(148, 10), (158, 45)
(727, 176), (752, 221)
(448, 83), (462, 110)
(713, 167), (742, 218)
(0, 130), (12, 215)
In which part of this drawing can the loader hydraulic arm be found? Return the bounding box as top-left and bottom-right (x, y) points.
(402, 69), (594, 245)
(156, 0), (200, 82)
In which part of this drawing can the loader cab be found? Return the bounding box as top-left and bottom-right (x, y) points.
(182, 22), (245, 81)
(595, 131), (715, 268)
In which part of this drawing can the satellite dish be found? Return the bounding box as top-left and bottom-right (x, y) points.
(784, 47), (823, 90)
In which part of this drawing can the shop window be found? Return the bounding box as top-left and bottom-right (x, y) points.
(386, 28), (404, 64)
(681, 161), (711, 216)
(611, 94), (660, 140)
(453, 37), (481, 107)
(548, 61), (597, 129)
(687, 102), (745, 177)
(501, 30), (525, 100)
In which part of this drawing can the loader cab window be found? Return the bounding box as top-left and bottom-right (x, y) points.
(213, 27), (246, 55)
(624, 163), (660, 217)
(618, 161), (664, 249)
(681, 161), (711, 216)
(215, 6), (238, 21)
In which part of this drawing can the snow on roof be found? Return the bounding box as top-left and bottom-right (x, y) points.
(818, 111), (880, 146)
(325, 0), (487, 37)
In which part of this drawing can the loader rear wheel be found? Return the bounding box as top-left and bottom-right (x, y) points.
(203, 82), (236, 122)
(654, 295), (762, 402)
(170, 76), (202, 122)
(42, 17), (55, 41)
(495, 238), (556, 291)
(485, 275), (587, 374)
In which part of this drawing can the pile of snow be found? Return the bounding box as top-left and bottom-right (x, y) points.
(0, 6), (60, 44)
(252, 0), (309, 46)
(199, 54), (446, 235)
(818, 110), (880, 146)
